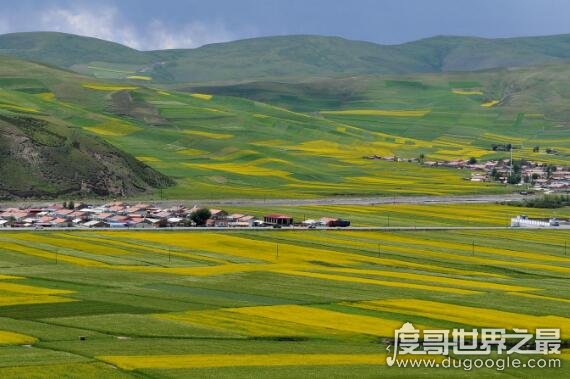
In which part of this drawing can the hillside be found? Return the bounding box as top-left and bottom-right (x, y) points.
(0, 57), (172, 199)
(3, 32), (570, 83)
(1, 53), (569, 199)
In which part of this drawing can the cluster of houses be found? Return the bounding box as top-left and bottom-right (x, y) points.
(451, 159), (569, 192)
(366, 155), (569, 192)
(0, 202), (350, 229)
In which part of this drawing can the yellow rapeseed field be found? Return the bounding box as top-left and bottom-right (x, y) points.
(273, 269), (479, 295)
(126, 75), (152, 81)
(229, 304), (421, 336)
(310, 267), (533, 292)
(451, 89), (484, 95)
(0, 331), (37, 346)
(82, 83), (139, 91)
(0, 103), (39, 113)
(85, 119), (141, 137)
(348, 299), (570, 339)
(176, 148), (207, 156)
(136, 156), (161, 162)
(0, 295), (76, 307)
(157, 308), (349, 337)
(190, 93), (213, 100)
(481, 100), (500, 107)
(0, 282), (72, 296)
(321, 109), (431, 117)
(184, 130), (233, 139)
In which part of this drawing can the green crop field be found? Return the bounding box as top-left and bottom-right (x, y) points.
(0, 229), (567, 377)
(225, 203), (570, 227)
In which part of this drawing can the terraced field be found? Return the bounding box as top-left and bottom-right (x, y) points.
(0, 229), (568, 377)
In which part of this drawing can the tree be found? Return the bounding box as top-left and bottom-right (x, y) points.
(68, 200), (75, 210)
(491, 168), (500, 181)
(546, 164), (557, 178)
(507, 173), (521, 184)
(190, 208), (212, 226)
(468, 157), (477, 164)
(533, 146), (540, 153)
(419, 153), (425, 164)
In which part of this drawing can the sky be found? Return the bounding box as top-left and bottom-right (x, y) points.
(1, 0), (570, 50)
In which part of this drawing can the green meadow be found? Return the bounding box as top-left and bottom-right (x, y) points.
(0, 229), (567, 377)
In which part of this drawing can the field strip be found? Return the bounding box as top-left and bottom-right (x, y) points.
(507, 292), (570, 304)
(97, 353), (387, 370)
(82, 83), (138, 91)
(156, 309), (353, 337)
(228, 304), (427, 336)
(1, 242), (110, 267)
(346, 299), (570, 339)
(321, 109), (430, 117)
(0, 331), (37, 345)
(270, 270), (479, 294)
(344, 231), (570, 262)
(59, 234), (229, 265)
(310, 267), (534, 292)
(0, 295), (76, 307)
(0, 282), (73, 295)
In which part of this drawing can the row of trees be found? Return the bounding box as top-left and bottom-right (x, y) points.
(507, 194), (570, 209)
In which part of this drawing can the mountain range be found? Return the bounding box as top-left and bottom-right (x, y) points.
(3, 32), (570, 83)
(0, 31), (569, 200)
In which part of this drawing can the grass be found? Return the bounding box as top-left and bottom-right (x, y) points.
(0, 229), (567, 376)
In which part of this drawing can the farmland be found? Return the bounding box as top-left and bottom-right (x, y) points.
(0, 229), (567, 377)
(225, 203), (570, 227)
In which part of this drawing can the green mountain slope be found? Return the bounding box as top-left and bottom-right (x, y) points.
(3, 32), (570, 84)
(1, 52), (569, 200)
(0, 57), (171, 199)
(0, 32), (149, 67)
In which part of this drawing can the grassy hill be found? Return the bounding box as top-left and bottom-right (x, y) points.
(1, 52), (569, 199)
(0, 57), (171, 200)
(3, 32), (570, 84)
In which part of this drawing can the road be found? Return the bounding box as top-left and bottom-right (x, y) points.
(2, 225), (569, 232)
(169, 193), (531, 207)
(0, 193), (531, 209)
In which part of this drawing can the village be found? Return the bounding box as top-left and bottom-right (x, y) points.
(366, 155), (570, 192)
(0, 202), (351, 229)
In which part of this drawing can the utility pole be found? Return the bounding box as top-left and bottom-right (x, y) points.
(509, 145), (513, 176)
(472, 240), (475, 256)
(169, 248), (171, 264)
(55, 249), (58, 265)
(387, 214), (390, 227)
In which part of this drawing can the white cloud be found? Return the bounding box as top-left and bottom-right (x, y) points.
(36, 5), (234, 50)
(145, 19), (233, 50)
(40, 6), (142, 48)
